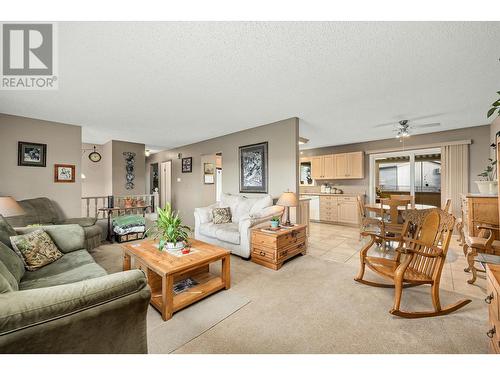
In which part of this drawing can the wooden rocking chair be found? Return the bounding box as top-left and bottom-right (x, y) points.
(355, 208), (471, 318)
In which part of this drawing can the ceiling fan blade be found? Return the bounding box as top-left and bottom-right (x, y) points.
(374, 122), (397, 128)
(408, 113), (444, 122)
(413, 122), (441, 128)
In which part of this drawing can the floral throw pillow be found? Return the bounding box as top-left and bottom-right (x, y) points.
(10, 229), (63, 271)
(212, 207), (232, 224)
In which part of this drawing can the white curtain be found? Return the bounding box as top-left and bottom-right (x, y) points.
(441, 144), (469, 217)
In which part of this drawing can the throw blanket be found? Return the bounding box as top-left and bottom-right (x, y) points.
(113, 215), (146, 235)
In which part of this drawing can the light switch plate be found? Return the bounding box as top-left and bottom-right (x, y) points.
(177, 178), (181, 182)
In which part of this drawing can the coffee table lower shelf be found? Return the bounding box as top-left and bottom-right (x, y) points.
(150, 272), (225, 315)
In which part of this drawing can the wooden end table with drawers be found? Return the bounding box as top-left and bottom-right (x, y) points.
(251, 224), (307, 270)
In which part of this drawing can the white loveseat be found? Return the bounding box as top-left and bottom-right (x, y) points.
(194, 193), (284, 258)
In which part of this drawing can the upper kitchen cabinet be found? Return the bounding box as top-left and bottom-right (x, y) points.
(310, 155), (335, 179)
(333, 151), (364, 179)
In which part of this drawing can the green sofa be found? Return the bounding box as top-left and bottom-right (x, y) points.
(0, 220), (151, 354)
(6, 197), (103, 250)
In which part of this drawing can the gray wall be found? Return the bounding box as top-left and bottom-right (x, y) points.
(301, 125), (491, 193)
(147, 117), (299, 226)
(82, 140), (146, 197)
(110, 140), (146, 196)
(82, 143), (106, 197)
(0, 113), (82, 218)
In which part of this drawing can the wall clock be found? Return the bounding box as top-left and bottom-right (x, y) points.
(88, 146), (102, 163)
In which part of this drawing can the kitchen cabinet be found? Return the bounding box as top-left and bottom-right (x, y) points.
(318, 195), (359, 225)
(334, 151), (364, 179)
(310, 155), (335, 179)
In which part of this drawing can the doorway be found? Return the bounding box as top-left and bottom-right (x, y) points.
(369, 148), (441, 206)
(160, 160), (172, 208)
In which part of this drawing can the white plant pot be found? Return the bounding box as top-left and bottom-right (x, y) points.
(165, 241), (185, 252)
(475, 180), (498, 194)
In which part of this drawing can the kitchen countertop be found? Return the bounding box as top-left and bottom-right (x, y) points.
(299, 197), (311, 201)
(300, 192), (365, 197)
(464, 193), (498, 198)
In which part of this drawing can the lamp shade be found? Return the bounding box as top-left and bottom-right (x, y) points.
(277, 191), (298, 207)
(0, 197), (25, 217)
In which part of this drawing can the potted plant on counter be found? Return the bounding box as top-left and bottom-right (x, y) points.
(146, 203), (191, 252)
(476, 158), (497, 194)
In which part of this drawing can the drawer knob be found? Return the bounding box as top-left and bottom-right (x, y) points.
(485, 293), (494, 304)
(487, 327), (496, 338)
(260, 251), (265, 256)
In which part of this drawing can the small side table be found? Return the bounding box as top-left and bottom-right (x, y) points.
(250, 224), (307, 270)
(99, 205), (152, 242)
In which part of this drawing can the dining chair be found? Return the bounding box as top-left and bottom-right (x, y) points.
(442, 198), (452, 213)
(361, 198), (409, 251)
(356, 195), (383, 240)
(390, 194), (415, 208)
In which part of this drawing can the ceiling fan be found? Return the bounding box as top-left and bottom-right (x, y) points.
(374, 118), (441, 139)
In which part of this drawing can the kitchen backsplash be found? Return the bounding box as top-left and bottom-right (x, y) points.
(300, 183), (366, 195)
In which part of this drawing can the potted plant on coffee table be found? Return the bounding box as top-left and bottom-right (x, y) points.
(146, 203), (191, 252)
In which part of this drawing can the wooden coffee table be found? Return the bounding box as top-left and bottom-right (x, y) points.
(122, 238), (230, 321)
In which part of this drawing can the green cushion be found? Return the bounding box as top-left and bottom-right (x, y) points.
(16, 225), (85, 253)
(0, 242), (25, 283)
(0, 261), (17, 292)
(59, 217), (97, 227)
(5, 198), (59, 227)
(19, 249), (107, 290)
(0, 215), (17, 249)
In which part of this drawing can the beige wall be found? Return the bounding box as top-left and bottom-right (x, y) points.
(491, 116), (500, 158)
(301, 125), (491, 194)
(110, 140), (146, 196)
(81, 143), (106, 197)
(0, 113), (82, 218)
(147, 117), (299, 226)
(82, 140), (146, 197)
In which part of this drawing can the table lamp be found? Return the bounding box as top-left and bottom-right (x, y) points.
(277, 191), (298, 226)
(0, 196), (25, 217)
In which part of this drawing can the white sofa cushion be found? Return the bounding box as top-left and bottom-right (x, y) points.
(198, 222), (219, 238)
(198, 222), (240, 245)
(249, 195), (273, 216)
(215, 223), (240, 245)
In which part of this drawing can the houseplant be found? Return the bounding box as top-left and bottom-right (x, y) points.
(487, 91), (500, 119)
(146, 203), (191, 252)
(270, 216), (280, 229)
(476, 158), (497, 194)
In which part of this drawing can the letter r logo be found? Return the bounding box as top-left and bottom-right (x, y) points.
(2, 24), (53, 75)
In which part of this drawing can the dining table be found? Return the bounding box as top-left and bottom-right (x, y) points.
(364, 203), (436, 213)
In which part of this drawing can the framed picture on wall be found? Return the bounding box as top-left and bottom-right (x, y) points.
(182, 157), (192, 173)
(204, 174), (214, 184)
(239, 142), (268, 193)
(54, 164), (76, 183)
(203, 162), (215, 184)
(18, 141), (47, 167)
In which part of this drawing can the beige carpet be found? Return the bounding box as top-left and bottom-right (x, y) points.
(90, 243), (250, 354)
(90, 243), (489, 354)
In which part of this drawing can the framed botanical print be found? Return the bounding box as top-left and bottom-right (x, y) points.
(18, 141), (47, 167)
(182, 157), (192, 173)
(54, 164), (76, 183)
(239, 142), (268, 193)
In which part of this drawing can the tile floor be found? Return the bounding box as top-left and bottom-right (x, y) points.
(307, 221), (487, 299)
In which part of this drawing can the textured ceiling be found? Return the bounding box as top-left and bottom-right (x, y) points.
(0, 22), (499, 150)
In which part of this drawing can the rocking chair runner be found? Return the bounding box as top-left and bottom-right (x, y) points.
(355, 208), (471, 318)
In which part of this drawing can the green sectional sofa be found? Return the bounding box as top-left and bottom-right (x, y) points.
(0, 221), (151, 354)
(5, 197), (103, 250)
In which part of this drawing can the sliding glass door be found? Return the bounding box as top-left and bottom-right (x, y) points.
(369, 148), (441, 206)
